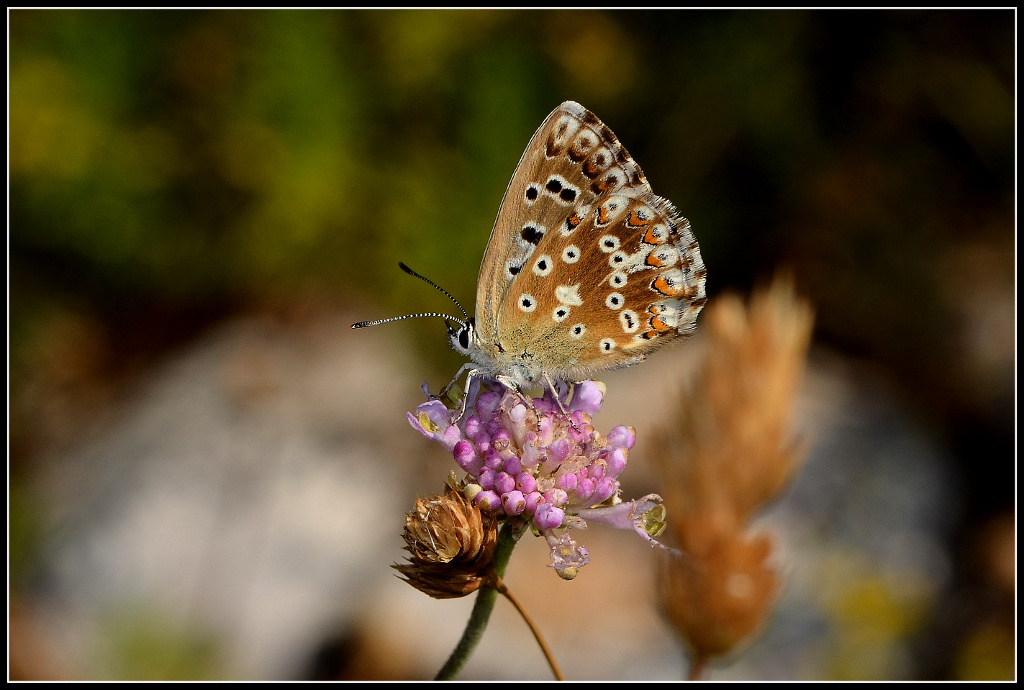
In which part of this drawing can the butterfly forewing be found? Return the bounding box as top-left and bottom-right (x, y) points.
(476, 101), (706, 381)
(476, 102), (648, 339)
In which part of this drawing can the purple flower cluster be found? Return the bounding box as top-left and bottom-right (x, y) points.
(409, 379), (675, 578)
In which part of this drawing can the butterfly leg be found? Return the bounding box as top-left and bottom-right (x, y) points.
(436, 365), (491, 426)
(432, 362), (476, 402)
(490, 374), (549, 432)
(542, 371), (582, 432)
(434, 367), (575, 433)
(430, 365), (531, 426)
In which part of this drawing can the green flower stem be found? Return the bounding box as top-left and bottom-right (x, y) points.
(434, 521), (522, 680)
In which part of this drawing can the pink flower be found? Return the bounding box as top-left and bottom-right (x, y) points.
(408, 380), (675, 578)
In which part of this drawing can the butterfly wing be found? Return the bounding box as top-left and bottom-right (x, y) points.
(477, 101), (706, 381)
(475, 102), (605, 341)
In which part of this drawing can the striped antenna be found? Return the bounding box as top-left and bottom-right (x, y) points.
(350, 263), (469, 330)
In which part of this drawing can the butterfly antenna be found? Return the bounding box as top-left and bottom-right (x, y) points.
(397, 262), (470, 321)
(350, 263), (469, 330)
(351, 312), (465, 329)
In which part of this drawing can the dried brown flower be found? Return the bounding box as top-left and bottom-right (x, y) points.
(652, 276), (814, 676)
(393, 478), (500, 599)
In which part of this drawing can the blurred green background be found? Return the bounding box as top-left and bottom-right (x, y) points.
(9, 9), (1014, 680)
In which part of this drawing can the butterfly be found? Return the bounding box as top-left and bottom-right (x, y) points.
(355, 101), (706, 414)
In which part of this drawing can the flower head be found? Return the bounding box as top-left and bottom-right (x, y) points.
(408, 380), (674, 578)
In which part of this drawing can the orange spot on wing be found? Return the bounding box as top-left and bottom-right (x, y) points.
(643, 226), (667, 244)
(646, 251), (667, 268)
(627, 209), (651, 228)
(652, 275), (682, 296)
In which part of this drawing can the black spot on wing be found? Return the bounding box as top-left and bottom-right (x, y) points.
(521, 225), (544, 245)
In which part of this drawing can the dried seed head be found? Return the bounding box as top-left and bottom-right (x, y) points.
(393, 480), (499, 599)
(651, 276), (814, 669)
(660, 529), (780, 660)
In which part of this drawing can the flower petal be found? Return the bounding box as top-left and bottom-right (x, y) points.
(574, 494), (681, 555)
